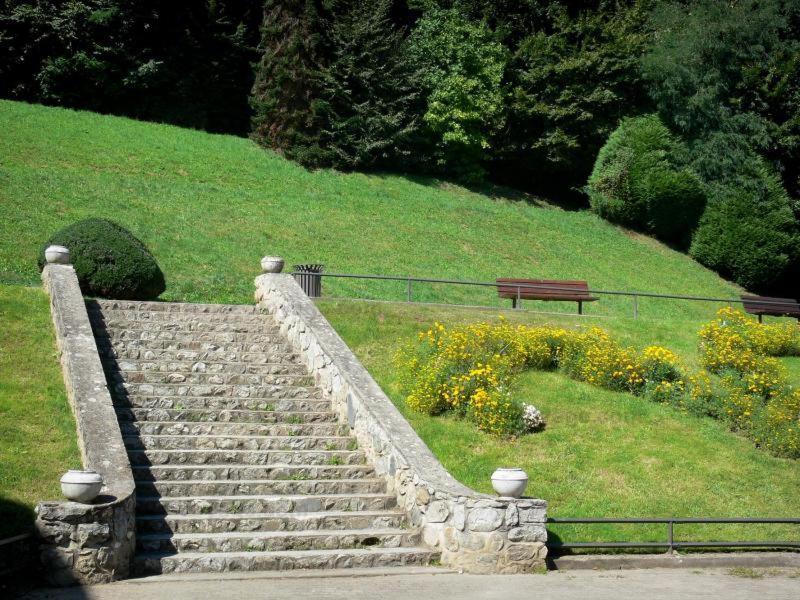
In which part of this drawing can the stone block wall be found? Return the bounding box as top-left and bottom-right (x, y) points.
(255, 274), (548, 573)
(37, 264), (135, 585)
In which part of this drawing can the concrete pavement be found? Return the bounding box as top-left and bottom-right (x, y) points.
(17, 566), (800, 600)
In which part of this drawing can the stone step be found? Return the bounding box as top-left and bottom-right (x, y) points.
(114, 382), (322, 400)
(93, 320), (276, 334)
(136, 528), (420, 554)
(126, 448), (366, 466)
(131, 463), (376, 482)
(113, 396), (330, 413)
(88, 300), (260, 315)
(133, 546), (438, 575)
(136, 493), (397, 515)
(112, 360), (307, 376)
(95, 329), (283, 344)
(124, 434), (356, 452)
(88, 309), (270, 324)
(115, 407), (338, 423)
(120, 421), (350, 437)
(135, 478), (386, 498)
(96, 341), (295, 359)
(111, 370), (314, 387)
(135, 510), (405, 534)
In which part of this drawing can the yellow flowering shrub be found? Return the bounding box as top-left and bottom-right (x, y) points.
(397, 319), (687, 436)
(396, 310), (799, 455)
(560, 328), (646, 393)
(756, 389), (800, 457)
(396, 319), (567, 434)
(696, 308), (800, 458)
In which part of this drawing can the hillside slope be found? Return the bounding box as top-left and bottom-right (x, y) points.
(0, 100), (739, 319)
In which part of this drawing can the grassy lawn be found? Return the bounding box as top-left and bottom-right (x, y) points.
(0, 100), (740, 320)
(318, 299), (800, 546)
(3, 100), (797, 547)
(0, 285), (80, 538)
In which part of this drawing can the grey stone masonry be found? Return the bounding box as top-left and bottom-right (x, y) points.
(88, 298), (437, 576)
(255, 274), (548, 574)
(37, 265), (136, 586)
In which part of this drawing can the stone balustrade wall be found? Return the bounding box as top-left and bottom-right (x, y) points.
(37, 264), (135, 586)
(255, 274), (548, 573)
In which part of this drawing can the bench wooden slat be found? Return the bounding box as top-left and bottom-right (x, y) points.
(741, 295), (800, 320)
(496, 278), (598, 313)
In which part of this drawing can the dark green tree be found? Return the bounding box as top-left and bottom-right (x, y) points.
(587, 114), (706, 248)
(249, 0), (332, 166)
(641, 0), (800, 294)
(0, 0), (261, 134)
(313, 0), (422, 170)
(496, 1), (651, 202)
(689, 161), (799, 294)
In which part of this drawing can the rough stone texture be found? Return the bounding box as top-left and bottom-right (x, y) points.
(89, 298), (436, 575)
(255, 274), (548, 573)
(38, 264), (136, 585)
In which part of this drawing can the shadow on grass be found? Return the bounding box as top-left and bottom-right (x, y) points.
(0, 496), (35, 540)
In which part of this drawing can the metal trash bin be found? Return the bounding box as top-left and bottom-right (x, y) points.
(293, 264), (324, 298)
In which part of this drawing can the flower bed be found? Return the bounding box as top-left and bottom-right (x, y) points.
(397, 309), (799, 458)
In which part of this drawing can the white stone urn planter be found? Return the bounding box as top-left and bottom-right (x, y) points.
(260, 256), (285, 274)
(60, 470), (103, 503)
(45, 245), (71, 265)
(491, 467), (528, 498)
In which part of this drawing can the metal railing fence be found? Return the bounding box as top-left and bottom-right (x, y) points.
(546, 517), (800, 553)
(292, 270), (795, 320)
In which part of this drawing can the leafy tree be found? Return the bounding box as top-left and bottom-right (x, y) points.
(641, 0), (800, 199)
(406, 7), (507, 181)
(690, 161), (799, 293)
(496, 1), (650, 202)
(249, 0), (332, 166)
(587, 114), (705, 248)
(641, 0), (800, 295)
(312, 0), (422, 170)
(0, 1), (260, 134)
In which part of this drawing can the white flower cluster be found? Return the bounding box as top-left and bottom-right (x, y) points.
(522, 403), (545, 431)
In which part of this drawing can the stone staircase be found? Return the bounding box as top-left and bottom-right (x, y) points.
(87, 299), (437, 575)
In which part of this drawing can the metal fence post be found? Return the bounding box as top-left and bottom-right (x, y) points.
(667, 520), (674, 553)
(633, 294), (639, 320)
(406, 277), (412, 303)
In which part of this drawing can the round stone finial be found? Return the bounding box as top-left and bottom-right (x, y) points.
(260, 256), (285, 274)
(45, 245), (71, 265)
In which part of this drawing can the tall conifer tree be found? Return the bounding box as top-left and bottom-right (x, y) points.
(249, 0), (332, 165)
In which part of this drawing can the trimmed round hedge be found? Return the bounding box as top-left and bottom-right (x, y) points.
(38, 218), (165, 300)
(690, 165), (799, 293)
(587, 114), (706, 248)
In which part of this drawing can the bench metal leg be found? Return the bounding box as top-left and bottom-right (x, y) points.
(758, 314), (763, 324)
(578, 301), (583, 315)
(512, 298), (517, 309)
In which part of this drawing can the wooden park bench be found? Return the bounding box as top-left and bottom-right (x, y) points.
(496, 278), (598, 314)
(741, 295), (800, 322)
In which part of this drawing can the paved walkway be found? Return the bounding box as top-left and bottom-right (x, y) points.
(18, 567), (800, 600)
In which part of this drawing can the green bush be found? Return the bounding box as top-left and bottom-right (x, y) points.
(689, 164), (799, 293)
(587, 114), (706, 247)
(38, 218), (165, 300)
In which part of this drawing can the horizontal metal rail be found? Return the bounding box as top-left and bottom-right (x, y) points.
(546, 517), (800, 552)
(292, 270), (800, 320)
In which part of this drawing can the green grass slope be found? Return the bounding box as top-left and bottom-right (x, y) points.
(0, 100), (739, 319)
(0, 285), (80, 537)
